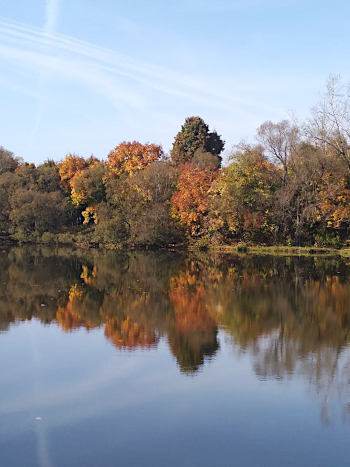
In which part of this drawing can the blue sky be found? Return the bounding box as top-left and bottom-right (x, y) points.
(0, 0), (349, 164)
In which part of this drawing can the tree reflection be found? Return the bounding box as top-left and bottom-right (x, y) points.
(0, 248), (350, 419)
(168, 265), (219, 373)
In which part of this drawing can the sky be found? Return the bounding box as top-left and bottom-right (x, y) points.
(0, 0), (349, 164)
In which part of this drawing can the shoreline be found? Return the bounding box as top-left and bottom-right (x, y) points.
(2, 237), (350, 257)
(206, 245), (350, 257)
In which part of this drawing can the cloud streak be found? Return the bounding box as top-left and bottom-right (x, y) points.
(44, 0), (59, 34)
(0, 16), (281, 115)
(30, 0), (61, 154)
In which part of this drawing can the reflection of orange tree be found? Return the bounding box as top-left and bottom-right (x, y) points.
(4, 247), (350, 418)
(168, 266), (219, 373)
(104, 317), (157, 349)
(54, 264), (160, 350)
(99, 282), (159, 350)
(56, 284), (98, 331)
(0, 252), (167, 352)
(80, 265), (97, 285)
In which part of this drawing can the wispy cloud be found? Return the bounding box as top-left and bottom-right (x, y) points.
(29, 0), (61, 154)
(0, 16), (281, 114)
(44, 0), (59, 34)
(180, 0), (294, 11)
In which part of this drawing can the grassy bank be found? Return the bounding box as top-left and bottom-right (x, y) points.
(209, 244), (350, 257)
(3, 234), (350, 257)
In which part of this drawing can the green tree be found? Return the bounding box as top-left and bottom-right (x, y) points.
(0, 172), (17, 233)
(36, 160), (61, 192)
(0, 147), (21, 174)
(170, 116), (224, 167)
(98, 161), (180, 246)
(9, 189), (66, 239)
(209, 145), (281, 243)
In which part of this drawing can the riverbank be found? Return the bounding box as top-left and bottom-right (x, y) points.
(209, 245), (350, 257)
(3, 235), (350, 257)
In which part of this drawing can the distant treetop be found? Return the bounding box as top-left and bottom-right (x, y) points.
(170, 117), (224, 169)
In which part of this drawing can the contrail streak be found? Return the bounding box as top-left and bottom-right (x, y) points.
(0, 17), (280, 113)
(29, 0), (61, 155)
(44, 0), (59, 34)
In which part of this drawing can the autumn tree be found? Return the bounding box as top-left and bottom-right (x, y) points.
(70, 162), (106, 224)
(36, 160), (61, 192)
(123, 161), (180, 246)
(271, 142), (331, 243)
(274, 138), (350, 245)
(307, 75), (350, 171)
(107, 141), (163, 176)
(168, 268), (219, 373)
(97, 161), (180, 246)
(257, 119), (299, 183)
(311, 152), (350, 244)
(209, 145), (281, 243)
(2, 78), (350, 248)
(14, 162), (38, 188)
(0, 148), (21, 233)
(0, 172), (16, 233)
(72, 162), (107, 210)
(98, 143), (179, 246)
(59, 154), (88, 192)
(170, 116), (224, 167)
(0, 152), (81, 238)
(171, 163), (217, 238)
(0, 146), (21, 174)
(9, 189), (66, 238)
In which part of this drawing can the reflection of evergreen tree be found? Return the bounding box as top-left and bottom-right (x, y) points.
(168, 330), (219, 374)
(1, 246), (350, 413)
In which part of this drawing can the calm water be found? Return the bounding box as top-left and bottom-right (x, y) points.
(0, 247), (350, 467)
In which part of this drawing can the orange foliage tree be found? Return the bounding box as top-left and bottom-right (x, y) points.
(104, 316), (158, 349)
(168, 266), (219, 372)
(55, 284), (97, 332)
(316, 175), (350, 229)
(107, 141), (163, 176)
(58, 154), (87, 192)
(171, 163), (217, 237)
(59, 155), (106, 225)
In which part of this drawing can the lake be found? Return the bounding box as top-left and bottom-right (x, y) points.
(0, 247), (349, 467)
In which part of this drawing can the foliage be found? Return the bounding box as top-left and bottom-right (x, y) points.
(70, 162), (106, 209)
(209, 146), (281, 243)
(3, 248), (350, 397)
(257, 120), (299, 181)
(0, 146), (21, 174)
(3, 79), (350, 248)
(36, 160), (61, 192)
(93, 203), (130, 245)
(107, 141), (163, 176)
(99, 161), (180, 246)
(59, 154), (87, 188)
(171, 163), (217, 238)
(170, 116), (224, 167)
(9, 189), (66, 237)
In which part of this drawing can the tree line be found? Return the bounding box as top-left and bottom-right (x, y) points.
(2, 77), (350, 248)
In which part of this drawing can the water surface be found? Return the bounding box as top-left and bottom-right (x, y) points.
(0, 247), (349, 466)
